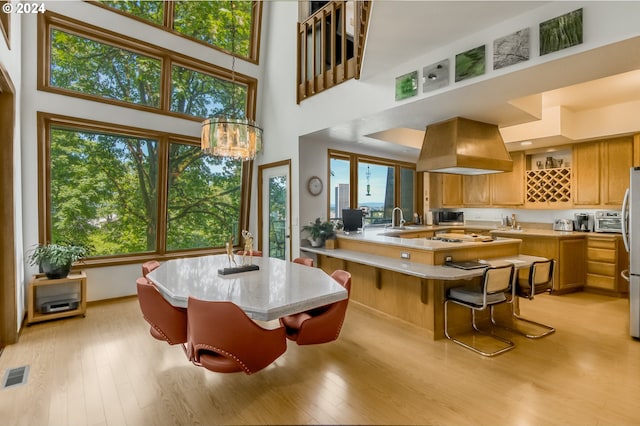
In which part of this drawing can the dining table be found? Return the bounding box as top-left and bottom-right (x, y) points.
(146, 254), (348, 321)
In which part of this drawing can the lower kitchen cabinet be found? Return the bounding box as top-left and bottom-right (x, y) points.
(585, 234), (629, 295)
(492, 232), (585, 293)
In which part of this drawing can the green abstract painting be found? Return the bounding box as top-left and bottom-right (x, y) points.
(540, 8), (583, 56)
(455, 45), (485, 82)
(395, 71), (418, 101)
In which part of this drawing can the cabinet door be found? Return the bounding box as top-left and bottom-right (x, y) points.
(491, 151), (524, 206)
(573, 142), (601, 206)
(442, 174), (463, 206)
(602, 137), (633, 206)
(463, 174), (490, 206)
(557, 238), (586, 291)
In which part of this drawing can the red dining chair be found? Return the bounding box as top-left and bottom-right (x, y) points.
(187, 297), (287, 374)
(279, 269), (351, 345)
(293, 257), (314, 267)
(136, 277), (188, 348)
(142, 260), (161, 277)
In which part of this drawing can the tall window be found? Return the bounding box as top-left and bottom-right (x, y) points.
(50, 28), (162, 107)
(328, 150), (419, 224)
(358, 161), (394, 224)
(43, 116), (245, 259)
(41, 13), (258, 122)
(95, 0), (262, 62)
(39, 10), (256, 264)
(329, 156), (351, 218)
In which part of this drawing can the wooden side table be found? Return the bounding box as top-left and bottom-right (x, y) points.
(27, 271), (87, 325)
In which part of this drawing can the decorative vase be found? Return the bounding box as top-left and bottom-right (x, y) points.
(308, 237), (324, 247)
(40, 261), (71, 279)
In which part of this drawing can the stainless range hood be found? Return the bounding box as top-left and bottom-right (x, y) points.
(416, 117), (513, 175)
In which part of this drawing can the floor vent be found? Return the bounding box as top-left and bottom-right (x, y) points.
(2, 365), (29, 389)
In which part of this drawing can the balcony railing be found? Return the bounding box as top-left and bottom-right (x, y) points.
(297, 1), (370, 103)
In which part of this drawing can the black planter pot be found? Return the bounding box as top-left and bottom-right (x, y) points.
(40, 261), (71, 279)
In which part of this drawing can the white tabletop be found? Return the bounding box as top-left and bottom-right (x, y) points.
(146, 255), (348, 321)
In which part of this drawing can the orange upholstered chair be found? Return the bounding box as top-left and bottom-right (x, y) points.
(142, 260), (161, 277)
(279, 270), (351, 345)
(187, 297), (287, 374)
(136, 277), (187, 346)
(293, 257), (314, 267)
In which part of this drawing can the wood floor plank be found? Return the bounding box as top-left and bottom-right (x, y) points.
(2, 293), (640, 425)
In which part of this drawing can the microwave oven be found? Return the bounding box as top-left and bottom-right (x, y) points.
(433, 210), (464, 225)
(594, 210), (622, 233)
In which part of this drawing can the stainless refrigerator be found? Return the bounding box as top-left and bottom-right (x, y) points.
(622, 167), (640, 338)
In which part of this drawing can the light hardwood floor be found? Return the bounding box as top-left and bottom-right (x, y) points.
(1, 292), (640, 425)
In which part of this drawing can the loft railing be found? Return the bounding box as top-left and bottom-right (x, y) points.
(297, 1), (370, 103)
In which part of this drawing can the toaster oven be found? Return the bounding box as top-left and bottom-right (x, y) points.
(594, 210), (622, 233)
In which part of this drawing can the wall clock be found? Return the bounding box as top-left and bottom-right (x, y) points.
(307, 176), (323, 196)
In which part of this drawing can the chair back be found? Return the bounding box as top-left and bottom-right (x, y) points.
(187, 298), (286, 374)
(483, 264), (514, 296)
(289, 269), (351, 345)
(136, 277), (187, 345)
(519, 259), (555, 298)
(531, 259), (554, 286)
(293, 257), (314, 267)
(142, 260), (161, 277)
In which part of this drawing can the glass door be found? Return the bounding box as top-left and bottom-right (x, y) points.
(259, 161), (291, 260)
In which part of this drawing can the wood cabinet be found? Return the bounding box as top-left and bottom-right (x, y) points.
(27, 271), (87, 324)
(491, 151), (524, 206)
(463, 174), (490, 206)
(491, 232), (585, 293)
(585, 234), (629, 295)
(429, 173), (463, 208)
(573, 137), (633, 207)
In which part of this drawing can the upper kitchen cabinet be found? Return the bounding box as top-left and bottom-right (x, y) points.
(490, 151), (524, 206)
(462, 151), (524, 206)
(462, 174), (490, 206)
(429, 173), (463, 208)
(573, 137), (633, 207)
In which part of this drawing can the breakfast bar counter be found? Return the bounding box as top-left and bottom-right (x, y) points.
(300, 228), (536, 339)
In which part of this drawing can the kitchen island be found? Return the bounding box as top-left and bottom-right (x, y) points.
(301, 227), (537, 339)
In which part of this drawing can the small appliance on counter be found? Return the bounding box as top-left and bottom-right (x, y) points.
(553, 218), (574, 231)
(433, 210), (464, 225)
(594, 210), (623, 233)
(574, 213), (594, 232)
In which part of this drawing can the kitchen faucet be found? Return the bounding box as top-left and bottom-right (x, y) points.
(392, 207), (406, 228)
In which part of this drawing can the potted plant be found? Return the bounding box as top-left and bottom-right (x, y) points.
(302, 218), (336, 247)
(27, 243), (90, 279)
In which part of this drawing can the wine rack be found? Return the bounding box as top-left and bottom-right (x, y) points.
(526, 167), (572, 206)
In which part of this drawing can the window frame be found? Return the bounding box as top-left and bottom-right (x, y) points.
(38, 11), (258, 123)
(89, 0), (263, 64)
(327, 149), (422, 222)
(38, 112), (252, 268)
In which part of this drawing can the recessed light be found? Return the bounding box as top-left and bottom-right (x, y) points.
(520, 141), (533, 146)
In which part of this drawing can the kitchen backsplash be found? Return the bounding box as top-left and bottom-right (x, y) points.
(460, 207), (605, 228)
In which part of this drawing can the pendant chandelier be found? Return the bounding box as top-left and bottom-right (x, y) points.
(201, 2), (262, 161)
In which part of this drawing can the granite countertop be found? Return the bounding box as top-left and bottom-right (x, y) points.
(301, 246), (545, 280)
(336, 226), (521, 251)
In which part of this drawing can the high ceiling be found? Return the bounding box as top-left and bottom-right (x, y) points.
(303, 1), (640, 158)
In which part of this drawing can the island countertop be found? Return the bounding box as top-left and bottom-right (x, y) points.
(335, 226), (521, 251)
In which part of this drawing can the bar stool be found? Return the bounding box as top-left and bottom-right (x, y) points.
(510, 259), (556, 339)
(444, 264), (515, 357)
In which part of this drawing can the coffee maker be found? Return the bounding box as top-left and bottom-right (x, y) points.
(574, 213), (593, 232)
